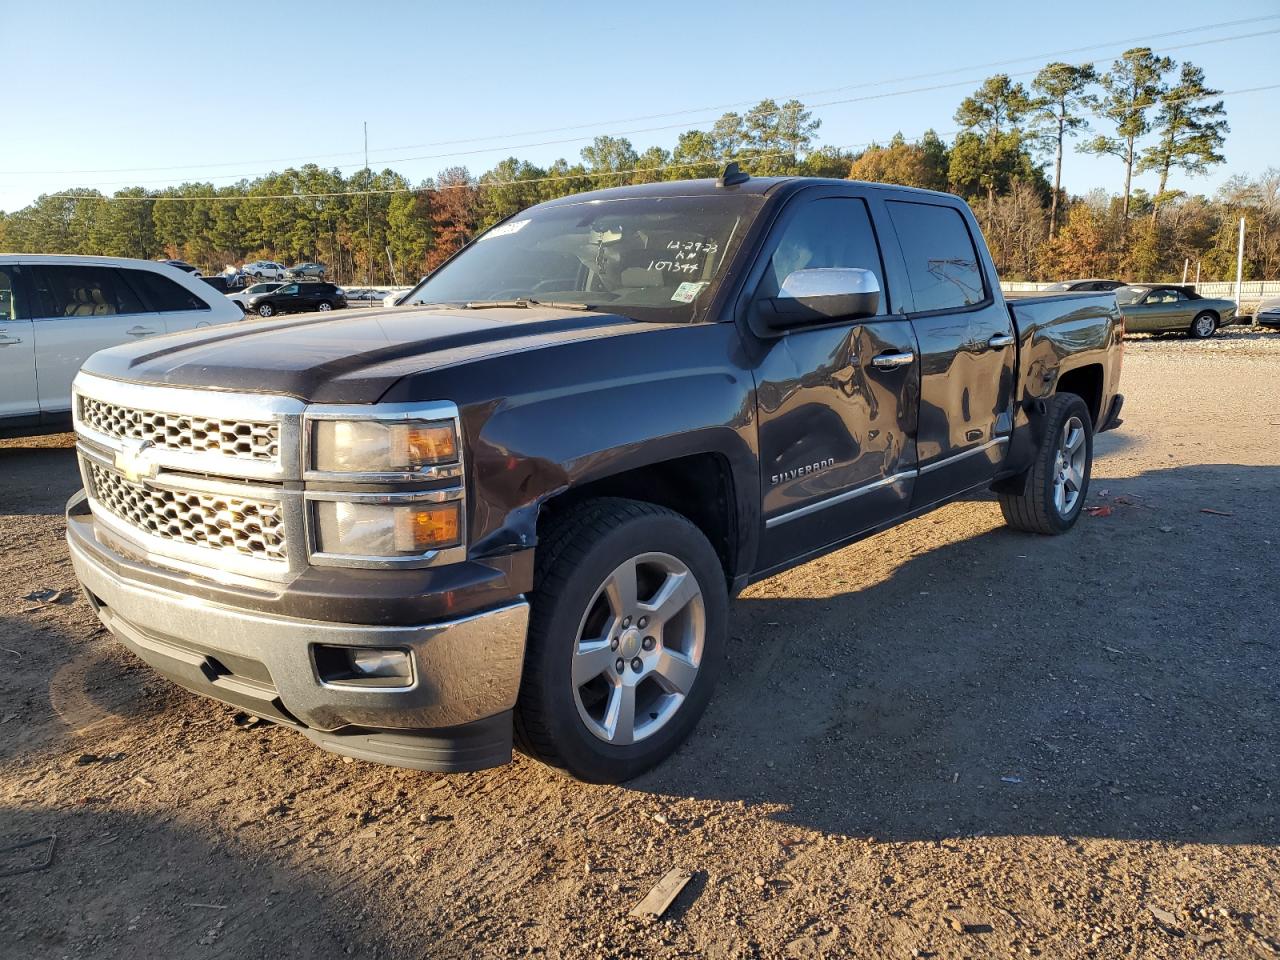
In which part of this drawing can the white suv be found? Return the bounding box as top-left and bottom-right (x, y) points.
(0, 255), (243, 436)
(242, 260), (287, 280)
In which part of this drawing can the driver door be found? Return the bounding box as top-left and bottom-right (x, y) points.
(751, 190), (920, 572)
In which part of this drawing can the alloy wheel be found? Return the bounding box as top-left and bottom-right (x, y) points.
(571, 552), (705, 746)
(318, 302), (332, 311)
(1052, 415), (1087, 516)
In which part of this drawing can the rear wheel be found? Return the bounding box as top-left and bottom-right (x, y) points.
(998, 393), (1093, 535)
(514, 498), (727, 783)
(317, 301), (332, 312)
(1189, 311), (1217, 339)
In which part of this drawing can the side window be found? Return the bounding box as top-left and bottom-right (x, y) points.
(0, 266), (26, 320)
(278, 284), (299, 295)
(126, 270), (210, 312)
(886, 200), (987, 312)
(30, 266), (146, 319)
(758, 197), (885, 311)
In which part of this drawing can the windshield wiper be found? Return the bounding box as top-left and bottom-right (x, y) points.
(462, 298), (595, 311)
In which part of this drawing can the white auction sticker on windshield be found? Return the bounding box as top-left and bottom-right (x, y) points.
(671, 281), (708, 304)
(478, 219), (530, 242)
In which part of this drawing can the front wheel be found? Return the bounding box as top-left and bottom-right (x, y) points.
(998, 393), (1093, 535)
(1188, 312), (1217, 339)
(514, 498), (727, 783)
(257, 303), (274, 317)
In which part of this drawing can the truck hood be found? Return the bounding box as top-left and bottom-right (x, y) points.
(82, 305), (668, 403)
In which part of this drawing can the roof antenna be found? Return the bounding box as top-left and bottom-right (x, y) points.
(717, 161), (749, 187)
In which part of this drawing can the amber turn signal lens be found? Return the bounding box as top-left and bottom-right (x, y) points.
(400, 502), (461, 552)
(404, 423), (457, 465)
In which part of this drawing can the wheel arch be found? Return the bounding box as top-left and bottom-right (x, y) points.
(535, 451), (743, 592)
(1055, 363), (1103, 429)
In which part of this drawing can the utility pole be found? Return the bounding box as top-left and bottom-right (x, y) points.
(365, 121), (373, 289)
(1234, 216), (1245, 309)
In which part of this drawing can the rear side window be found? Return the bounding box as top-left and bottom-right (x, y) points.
(0, 266), (26, 320)
(126, 269), (210, 312)
(886, 201), (986, 312)
(30, 266), (146, 319)
(759, 197), (886, 312)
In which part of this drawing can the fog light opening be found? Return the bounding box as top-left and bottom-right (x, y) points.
(314, 645), (414, 688)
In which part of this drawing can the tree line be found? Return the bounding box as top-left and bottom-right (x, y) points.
(2, 47), (1275, 285)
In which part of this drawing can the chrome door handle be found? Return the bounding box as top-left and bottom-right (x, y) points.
(871, 351), (915, 370)
(126, 326), (158, 337)
(0, 335), (22, 346)
(987, 333), (1015, 349)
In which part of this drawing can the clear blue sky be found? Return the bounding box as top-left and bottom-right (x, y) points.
(4, 0), (1278, 212)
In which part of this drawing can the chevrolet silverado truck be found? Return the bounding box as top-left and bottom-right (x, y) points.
(66, 168), (1124, 783)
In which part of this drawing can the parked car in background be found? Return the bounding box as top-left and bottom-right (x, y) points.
(1255, 297), (1280, 329)
(0, 255), (242, 435)
(242, 260), (287, 280)
(200, 276), (233, 295)
(228, 281), (283, 309)
(245, 281), (346, 317)
(1044, 278), (1126, 292)
(1114, 284), (1240, 338)
(286, 262), (326, 279)
(158, 258), (201, 277)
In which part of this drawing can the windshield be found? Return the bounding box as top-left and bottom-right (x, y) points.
(1115, 286), (1146, 305)
(400, 194), (763, 323)
(247, 283), (278, 294)
(1044, 281), (1071, 291)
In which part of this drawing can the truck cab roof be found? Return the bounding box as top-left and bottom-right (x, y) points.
(536, 175), (959, 207)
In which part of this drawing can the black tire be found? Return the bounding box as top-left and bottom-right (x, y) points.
(1188, 311), (1217, 339)
(257, 303), (274, 317)
(998, 393), (1094, 535)
(514, 497), (727, 783)
(317, 301), (333, 312)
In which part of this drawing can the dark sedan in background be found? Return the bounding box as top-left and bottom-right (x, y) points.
(1045, 278), (1127, 292)
(245, 281), (346, 317)
(1255, 297), (1280, 329)
(1115, 284), (1239, 338)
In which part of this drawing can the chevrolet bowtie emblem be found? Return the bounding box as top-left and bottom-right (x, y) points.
(114, 439), (157, 483)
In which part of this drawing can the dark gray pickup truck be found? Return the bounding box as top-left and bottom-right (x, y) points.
(67, 169), (1124, 783)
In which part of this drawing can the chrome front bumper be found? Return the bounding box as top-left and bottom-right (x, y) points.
(69, 506), (529, 772)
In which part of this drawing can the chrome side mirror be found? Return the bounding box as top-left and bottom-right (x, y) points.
(761, 267), (881, 330)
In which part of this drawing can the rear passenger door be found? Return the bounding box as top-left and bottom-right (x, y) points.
(883, 199), (1015, 506)
(0, 265), (38, 419)
(28, 265), (160, 414)
(751, 189), (920, 571)
(122, 266), (215, 333)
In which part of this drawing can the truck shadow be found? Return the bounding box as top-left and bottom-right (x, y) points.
(636, 462), (1280, 847)
(0, 804), (384, 959)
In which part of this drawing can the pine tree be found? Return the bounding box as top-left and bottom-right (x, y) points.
(1030, 62), (1097, 237)
(1139, 62), (1228, 222)
(1081, 47), (1172, 220)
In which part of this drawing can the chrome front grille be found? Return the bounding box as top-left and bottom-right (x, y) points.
(86, 460), (288, 562)
(79, 395), (280, 463)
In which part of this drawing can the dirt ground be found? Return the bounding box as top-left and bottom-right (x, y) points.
(1, 329), (1278, 960)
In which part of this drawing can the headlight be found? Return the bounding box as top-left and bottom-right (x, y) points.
(312, 419), (457, 474)
(314, 499), (461, 557)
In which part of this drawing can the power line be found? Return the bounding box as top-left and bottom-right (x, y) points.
(3, 13), (1276, 181)
(19, 24), (1279, 195)
(43, 79), (1279, 205)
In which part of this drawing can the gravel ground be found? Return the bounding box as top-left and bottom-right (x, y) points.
(1, 328), (1278, 959)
